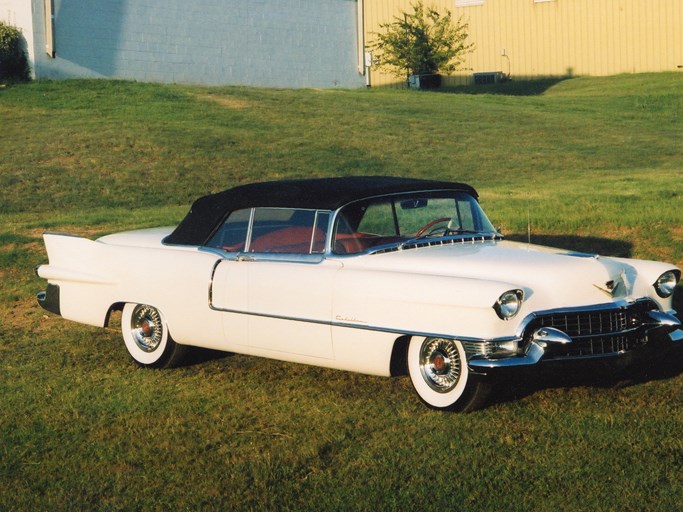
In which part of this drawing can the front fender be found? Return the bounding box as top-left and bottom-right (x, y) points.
(333, 268), (522, 340)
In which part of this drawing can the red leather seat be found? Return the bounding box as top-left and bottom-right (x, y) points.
(250, 227), (325, 254)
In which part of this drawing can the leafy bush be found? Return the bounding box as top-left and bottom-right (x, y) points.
(371, 1), (473, 80)
(0, 21), (30, 82)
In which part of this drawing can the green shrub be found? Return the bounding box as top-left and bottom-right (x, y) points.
(0, 21), (30, 82)
(371, 1), (473, 80)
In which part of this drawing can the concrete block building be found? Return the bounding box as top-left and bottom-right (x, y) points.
(1, 0), (365, 88)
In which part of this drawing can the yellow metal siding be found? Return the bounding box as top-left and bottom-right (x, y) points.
(364, 0), (683, 87)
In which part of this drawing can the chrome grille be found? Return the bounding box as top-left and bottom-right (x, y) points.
(524, 301), (656, 359)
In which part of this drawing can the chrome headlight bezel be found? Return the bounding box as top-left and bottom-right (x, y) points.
(494, 289), (525, 320)
(654, 270), (680, 298)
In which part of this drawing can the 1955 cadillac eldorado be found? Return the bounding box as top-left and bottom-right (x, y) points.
(36, 177), (682, 411)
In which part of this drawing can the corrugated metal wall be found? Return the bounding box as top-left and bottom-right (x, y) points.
(364, 0), (683, 87)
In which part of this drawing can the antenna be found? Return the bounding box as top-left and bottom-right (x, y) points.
(527, 202), (531, 245)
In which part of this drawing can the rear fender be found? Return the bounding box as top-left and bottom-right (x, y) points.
(36, 233), (119, 327)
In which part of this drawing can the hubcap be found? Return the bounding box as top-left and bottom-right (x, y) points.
(419, 338), (462, 393)
(130, 305), (163, 353)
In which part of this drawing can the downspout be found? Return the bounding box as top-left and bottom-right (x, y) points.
(357, 0), (370, 86)
(44, 0), (55, 57)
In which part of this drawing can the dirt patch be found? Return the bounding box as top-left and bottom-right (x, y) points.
(193, 93), (253, 110)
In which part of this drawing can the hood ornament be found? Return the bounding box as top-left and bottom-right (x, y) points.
(594, 281), (616, 297)
(594, 270), (632, 298)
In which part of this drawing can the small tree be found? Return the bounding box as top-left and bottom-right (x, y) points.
(0, 21), (30, 83)
(371, 1), (473, 82)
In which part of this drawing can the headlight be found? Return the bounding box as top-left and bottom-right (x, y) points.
(654, 270), (680, 298)
(494, 289), (524, 320)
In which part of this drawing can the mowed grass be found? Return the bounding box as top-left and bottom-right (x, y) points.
(1, 74), (682, 511)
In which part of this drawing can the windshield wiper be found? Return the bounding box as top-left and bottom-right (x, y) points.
(447, 229), (479, 235)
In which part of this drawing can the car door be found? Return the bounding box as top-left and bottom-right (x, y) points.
(210, 256), (249, 347)
(207, 207), (339, 360)
(246, 256), (341, 359)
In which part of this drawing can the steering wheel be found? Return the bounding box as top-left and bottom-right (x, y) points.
(415, 217), (451, 237)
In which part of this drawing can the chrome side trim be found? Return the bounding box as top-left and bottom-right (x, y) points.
(208, 259), (222, 308)
(200, 247), (324, 264)
(208, 265), (677, 368)
(208, 298), (502, 345)
(247, 253), (325, 264)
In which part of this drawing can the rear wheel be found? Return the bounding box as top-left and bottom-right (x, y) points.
(407, 336), (490, 412)
(121, 303), (186, 368)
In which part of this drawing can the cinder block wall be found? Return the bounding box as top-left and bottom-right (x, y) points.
(29, 0), (364, 88)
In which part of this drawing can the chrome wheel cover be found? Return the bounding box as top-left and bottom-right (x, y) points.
(418, 338), (462, 393)
(130, 305), (163, 353)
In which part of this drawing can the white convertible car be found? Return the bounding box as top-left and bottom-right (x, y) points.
(36, 177), (682, 411)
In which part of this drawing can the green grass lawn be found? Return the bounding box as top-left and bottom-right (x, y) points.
(1, 73), (681, 511)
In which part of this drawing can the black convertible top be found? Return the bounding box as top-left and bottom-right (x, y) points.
(164, 176), (477, 246)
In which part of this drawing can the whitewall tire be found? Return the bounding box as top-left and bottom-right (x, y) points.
(407, 336), (489, 412)
(121, 303), (186, 368)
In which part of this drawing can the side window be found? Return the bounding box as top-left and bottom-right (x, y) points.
(205, 209), (251, 251)
(356, 200), (397, 236)
(454, 198), (476, 231)
(249, 208), (327, 254)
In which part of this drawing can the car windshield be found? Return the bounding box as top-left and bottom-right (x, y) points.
(333, 191), (498, 255)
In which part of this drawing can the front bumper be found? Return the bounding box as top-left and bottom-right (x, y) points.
(467, 304), (682, 372)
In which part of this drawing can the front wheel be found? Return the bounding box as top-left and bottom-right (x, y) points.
(121, 303), (186, 368)
(407, 337), (490, 412)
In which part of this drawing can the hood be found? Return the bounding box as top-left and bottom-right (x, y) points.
(344, 240), (644, 310)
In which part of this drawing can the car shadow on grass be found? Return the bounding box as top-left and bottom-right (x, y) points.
(180, 347), (234, 367)
(505, 233), (633, 258)
(491, 349), (682, 409)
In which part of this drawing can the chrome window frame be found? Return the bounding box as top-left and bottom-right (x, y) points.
(204, 206), (335, 261)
